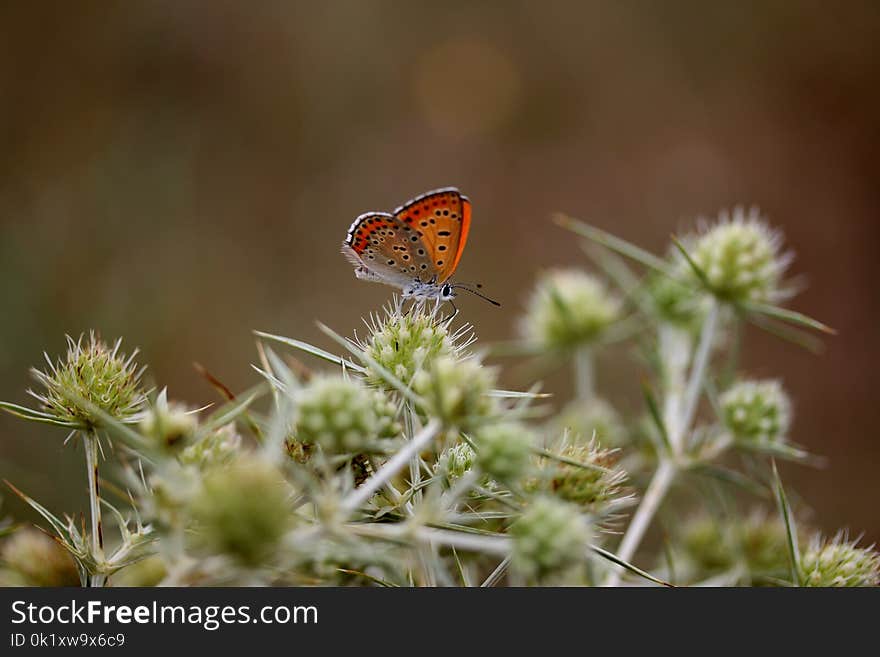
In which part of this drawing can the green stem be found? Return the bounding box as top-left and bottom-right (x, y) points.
(605, 459), (676, 586)
(674, 301), (719, 452)
(606, 302), (720, 586)
(659, 324), (691, 448)
(83, 431), (106, 587)
(481, 556), (511, 587)
(405, 405), (423, 506)
(574, 346), (595, 402)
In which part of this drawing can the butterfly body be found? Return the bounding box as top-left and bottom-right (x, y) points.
(341, 187), (472, 302)
(347, 257), (455, 301)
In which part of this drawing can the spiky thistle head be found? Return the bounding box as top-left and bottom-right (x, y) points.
(290, 374), (401, 455)
(720, 379), (791, 444)
(521, 269), (621, 351)
(189, 454), (295, 567)
(525, 438), (629, 515)
(29, 332), (147, 430)
(357, 300), (475, 388)
(510, 496), (591, 582)
(800, 533), (880, 587)
(412, 355), (498, 430)
(685, 207), (791, 304)
(472, 421), (535, 484)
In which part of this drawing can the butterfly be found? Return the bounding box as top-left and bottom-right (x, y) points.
(341, 187), (499, 313)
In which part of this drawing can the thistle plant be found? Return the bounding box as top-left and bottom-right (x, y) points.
(179, 423), (241, 467)
(549, 208), (872, 587)
(0, 209), (875, 588)
(1, 333), (148, 586)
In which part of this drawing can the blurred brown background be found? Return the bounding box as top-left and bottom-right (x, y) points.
(1, 2), (878, 541)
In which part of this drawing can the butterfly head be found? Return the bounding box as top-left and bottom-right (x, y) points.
(401, 278), (456, 302)
(440, 282), (456, 301)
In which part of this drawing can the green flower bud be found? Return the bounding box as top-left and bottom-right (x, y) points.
(800, 533), (880, 587)
(412, 356), (497, 429)
(720, 379), (791, 444)
(688, 208), (789, 304)
(435, 442), (477, 482)
(473, 422), (534, 483)
(371, 388), (403, 440)
(511, 497), (590, 581)
(29, 332), (146, 430)
(293, 375), (395, 454)
(189, 455), (294, 566)
(1, 527), (79, 587)
(522, 270), (620, 351)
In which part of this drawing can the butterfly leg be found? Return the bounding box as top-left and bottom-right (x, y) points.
(439, 301), (459, 327)
(398, 296), (418, 319)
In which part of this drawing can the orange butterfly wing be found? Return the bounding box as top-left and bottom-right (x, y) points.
(448, 197), (471, 282)
(392, 188), (471, 283)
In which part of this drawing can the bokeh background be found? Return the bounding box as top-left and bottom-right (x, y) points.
(1, 2), (878, 542)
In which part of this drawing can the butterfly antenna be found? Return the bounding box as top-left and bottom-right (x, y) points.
(453, 284), (501, 307)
